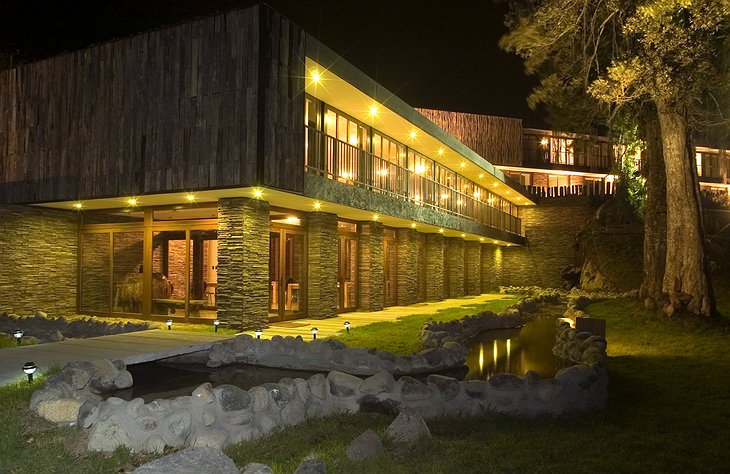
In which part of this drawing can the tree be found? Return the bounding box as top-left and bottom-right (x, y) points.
(502, 0), (730, 316)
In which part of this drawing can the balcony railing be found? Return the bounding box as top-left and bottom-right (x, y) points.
(305, 127), (521, 235)
(526, 181), (615, 198)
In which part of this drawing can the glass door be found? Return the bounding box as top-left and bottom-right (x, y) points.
(269, 228), (306, 321)
(338, 233), (358, 311)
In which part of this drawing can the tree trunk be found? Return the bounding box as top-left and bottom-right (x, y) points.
(656, 103), (715, 316)
(639, 113), (667, 304)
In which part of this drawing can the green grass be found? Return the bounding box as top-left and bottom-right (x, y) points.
(328, 295), (521, 355)
(0, 334), (33, 349)
(2, 297), (728, 472)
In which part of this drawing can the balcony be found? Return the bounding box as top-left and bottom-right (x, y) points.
(305, 127), (522, 235)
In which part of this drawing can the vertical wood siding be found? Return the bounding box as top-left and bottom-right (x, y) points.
(417, 108), (523, 166)
(0, 5), (304, 204)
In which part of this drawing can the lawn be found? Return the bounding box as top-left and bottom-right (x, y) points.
(328, 295), (521, 355)
(1, 297), (728, 473)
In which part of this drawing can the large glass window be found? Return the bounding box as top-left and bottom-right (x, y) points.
(112, 231), (144, 314)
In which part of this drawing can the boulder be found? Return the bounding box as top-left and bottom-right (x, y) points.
(241, 463), (274, 474)
(327, 371), (362, 397)
(131, 447), (239, 474)
(294, 460), (327, 474)
(215, 384), (251, 412)
(385, 407), (431, 447)
(426, 374), (461, 401)
(346, 429), (385, 461)
(36, 398), (85, 424)
(359, 370), (395, 395)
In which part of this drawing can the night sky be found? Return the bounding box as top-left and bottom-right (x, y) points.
(0, 0), (546, 127)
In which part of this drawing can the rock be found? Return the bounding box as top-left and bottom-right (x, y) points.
(241, 463), (274, 474)
(327, 371), (362, 397)
(131, 447), (239, 474)
(294, 460), (327, 474)
(346, 429), (385, 461)
(49, 330), (64, 342)
(419, 348), (444, 366)
(307, 374), (328, 400)
(35, 310), (48, 318)
(385, 407), (431, 447)
(249, 386), (270, 412)
(488, 373), (524, 391)
(281, 398), (306, 426)
(77, 400), (99, 428)
(359, 370), (395, 395)
(426, 374), (461, 401)
(113, 370), (134, 390)
(399, 376), (432, 401)
(358, 395), (401, 415)
(215, 384), (251, 412)
(88, 417), (132, 452)
(36, 398), (85, 424)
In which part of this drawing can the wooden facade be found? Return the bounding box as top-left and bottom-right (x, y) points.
(0, 5), (305, 205)
(417, 108), (523, 166)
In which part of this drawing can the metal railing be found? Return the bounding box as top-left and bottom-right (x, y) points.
(305, 127), (521, 235)
(526, 181), (615, 198)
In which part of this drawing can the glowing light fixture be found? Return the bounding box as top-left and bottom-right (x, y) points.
(479, 237), (484, 242)
(437, 148), (445, 156)
(369, 105), (379, 116)
(474, 191), (481, 198)
(438, 228), (444, 234)
(166, 319), (172, 330)
(311, 70), (321, 83)
(478, 173), (484, 179)
(255, 329), (263, 339)
(253, 189), (263, 198)
(440, 193), (449, 200)
(376, 168), (388, 176)
(492, 182), (499, 188)
(127, 197), (138, 207)
(285, 216), (301, 225)
(494, 240), (498, 244)
(414, 164), (426, 175)
(409, 130), (417, 139)
(311, 327), (319, 340)
(372, 214), (379, 221)
(344, 321), (351, 333)
(213, 320), (220, 333)
(457, 199), (463, 205)
(13, 329), (23, 345)
(313, 201), (322, 210)
(23, 362), (37, 384)
(540, 137), (549, 146)
(410, 223), (417, 228)
(461, 233), (466, 238)
(460, 162), (466, 169)
(185, 193), (196, 202)
(72, 202), (83, 210)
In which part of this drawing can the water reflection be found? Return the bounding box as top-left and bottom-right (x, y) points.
(464, 314), (560, 380)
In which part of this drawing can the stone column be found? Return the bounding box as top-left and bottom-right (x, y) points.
(446, 237), (465, 298)
(396, 228), (419, 306)
(465, 241), (482, 295)
(307, 212), (339, 319)
(424, 233), (445, 301)
(358, 221), (384, 311)
(481, 244), (504, 292)
(217, 198), (270, 330)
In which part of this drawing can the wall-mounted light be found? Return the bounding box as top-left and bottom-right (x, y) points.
(313, 201), (322, 210)
(479, 237), (485, 242)
(438, 228), (444, 234)
(186, 193), (196, 203)
(369, 105), (379, 117)
(311, 327), (318, 340)
(410, 223), (417, 229)
(460, 162), (466, 169)
(344, 321), (351, 333)
(255, 329), (263, 339)
(166, 319), (172, 330)
(409, 131), (417, 140)
(372, 214), (379, 221)
(253, 189), (263, 199)
(127, 197), (138, 207)
(437, 148), (445, 156)
(213, 320), (220, 333)
(478, 173), (484, 179)
(23, 362), (37, 384)
(72, 202), (83, 210)
(540, 137), (549, 146)
(311, 71), (321, 83)
(13, 329), (23, 346)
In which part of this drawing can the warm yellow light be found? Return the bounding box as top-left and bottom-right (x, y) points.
(461, 233), (465, 238)
(505, 191), (511, 195)
(437, 148), (445, 156)
(457, 199), (463, 205)
(127, 198), (138, 207)
(440, 193), (449, 200)
(414, 193), (421, 201)
(474, 191), (481, 198)
(493, 339), (498, 363)
(185, 193), (196, 202)
(479, 343), (484, 372)
(376, 168), (388, 176)
(409, 130), (417, 139)
(516, 197), (522, 201)
(285, 216), (300, 225)
(478, 173), (484, 179)
(313, 201), (322, 210)
(72, 202), (83, 210)
(348, 135), (358, 145)
(460, 162), (466, 168)
(372, 214), (379, 221)
(369, 105), (378, 116)
(253, 189), (263, 198)
(410, 223), (417, 228)
(540, 137), (549, 146)
(311, 71), (321, 83)
(493, 240), (498, 244)
(492, 182), (499, 188)
(479, 237), (484, 242)
(414, 164), (426, 175)
(438, 228), (444, 233)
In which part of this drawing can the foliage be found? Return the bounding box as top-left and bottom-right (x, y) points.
(329, 296), (520, 355)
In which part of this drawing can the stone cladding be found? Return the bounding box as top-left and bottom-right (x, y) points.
(306, 212), (338, 319)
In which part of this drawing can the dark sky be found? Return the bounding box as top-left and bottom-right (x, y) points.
(0, 0), (546, 127)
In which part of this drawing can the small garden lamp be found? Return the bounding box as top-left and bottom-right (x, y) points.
(213, 319), (220, 333)
(255, 329), (262, 339)
(13, 329), (23, 345)
(166, 319), (173, 330)
(344, 321), (351, 334)
(23, 361), (37, 384)
(311, 327), (318, 340)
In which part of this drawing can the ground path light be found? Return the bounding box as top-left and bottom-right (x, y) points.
(23, 361), (37, 383)
(13, 329), (23, 345)
(255, 329), (262, 339)
(311, 327), (318, 340)
(166, 319), (172, 330)
(344, 321), (351, 333)
(214, 320), (220, 333)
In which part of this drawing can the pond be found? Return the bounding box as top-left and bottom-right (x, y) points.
(463, 305), (564, 380)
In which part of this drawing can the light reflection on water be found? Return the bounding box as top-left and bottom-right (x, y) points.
(464, 313), (560, 380)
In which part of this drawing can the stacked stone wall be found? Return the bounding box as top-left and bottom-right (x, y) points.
(0, 204), (79, 316)
(424, 234), (445, 301)
(396, 228), (418, 306)
(446, 238), (465, 297)
(217, 198), (270, 329)
(307, 212), (338, 318)
(358, 222), (384, 311)
(465, 241), (481, 295)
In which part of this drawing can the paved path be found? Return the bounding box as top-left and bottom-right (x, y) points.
(250, 294), (512, 340)
(1, 294), (512, 387)
(0, 330), (232, 386)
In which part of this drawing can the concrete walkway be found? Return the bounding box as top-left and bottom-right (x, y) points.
(0, 330), (232, 387)
(250, 294), (511, 340)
